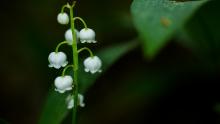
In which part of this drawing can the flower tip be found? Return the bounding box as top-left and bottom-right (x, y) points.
(55, 89), (65, 93)
(80, 103), (85, 107)
(84, 68), (89, 72)
(62, 61), (68, 67)
(48, 64), (53, 68)
(92, 40), (97, 43)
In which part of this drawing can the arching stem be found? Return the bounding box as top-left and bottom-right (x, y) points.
(78, 47), (94, 57)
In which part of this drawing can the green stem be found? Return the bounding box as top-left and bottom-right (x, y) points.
(55, 41), (68, 53)
(61, 2), (73, 13)
(73, 17), (88, 29)
(61, 5), (69, 13)
(78, 47), (94, 57)
(69, 3), (78, 124)
(62, 65), (74, 76)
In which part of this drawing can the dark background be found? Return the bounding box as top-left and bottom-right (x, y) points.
(1, 0), (220, 124)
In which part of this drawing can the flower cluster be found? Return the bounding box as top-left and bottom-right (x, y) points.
(48, 3), (102, 109)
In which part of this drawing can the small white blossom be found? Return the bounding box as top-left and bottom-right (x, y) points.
(57, 13), (69, 25)
(66, 95), (74, 109)
(65, 29), (79, 45)
(79, 28), (97, 43)
(84, 56), (102, 74)
(54, 76), (73, 93)
(66, 94), (85, 109)
(48, 52), (68, 69)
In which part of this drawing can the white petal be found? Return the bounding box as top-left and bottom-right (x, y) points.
(84, 68), (89, 72)
(91, 70), (96, 74)
(67, 99), (74, 109)
(78, 94), (85, 107)
(66, 95), (74, 109)
(65, 87), (72, 91)
(80, 40), (86, 43)
(54, 65), (61, 69)
(55, 88), (65, 93)
(48, 64), (53, 68)
(92, 40), (97, 43)
(62, 61), (68, 67)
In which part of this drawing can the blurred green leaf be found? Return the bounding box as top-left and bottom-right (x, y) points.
(39, 40), (139, 124)
(180, 1), (220, 69)
(79, 55), (181, 124)
(38, 90), (69, 124)
(131, 0), (206, 58)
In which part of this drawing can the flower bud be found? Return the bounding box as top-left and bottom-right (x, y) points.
(57, 13), (69, 25)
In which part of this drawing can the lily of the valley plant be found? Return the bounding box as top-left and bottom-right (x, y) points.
(48, 1), (102, 124)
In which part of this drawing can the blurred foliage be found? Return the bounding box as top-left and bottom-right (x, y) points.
(181, 0), (220, 70)
(131, 0), (206, 58)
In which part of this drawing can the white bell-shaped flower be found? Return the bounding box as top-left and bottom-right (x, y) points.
(57, 13), (69, 25)
(66, 94), (85, 109)
(54, 75), (73, 93)
(65, 29), (79, 45)
(48, 52), (68, 69)
(79, 28), (97, 43)
(84, 56), (102, 74)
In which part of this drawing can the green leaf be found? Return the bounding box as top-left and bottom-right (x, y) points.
(38, 40), (138, 124)
(131, 0), (206, 58)
(38, 90), (69, 124)
(180, 0), (220, 69)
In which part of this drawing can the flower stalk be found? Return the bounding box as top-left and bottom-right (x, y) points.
(55, 41), (68, 52)
(78, 47), (94, 57)
(69, 3), (79, 124)
(74, 17), (88, 29)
